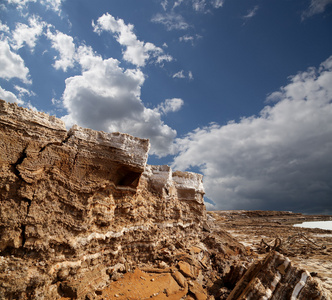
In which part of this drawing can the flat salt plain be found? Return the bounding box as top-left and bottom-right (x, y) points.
(294, 221), (332, 230)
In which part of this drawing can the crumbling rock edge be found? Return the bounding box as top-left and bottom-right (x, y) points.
(0, 99), (331, 299)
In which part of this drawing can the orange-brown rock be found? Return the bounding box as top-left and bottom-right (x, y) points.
(95, 268), (188, 300)
(0, 100), (206, 299)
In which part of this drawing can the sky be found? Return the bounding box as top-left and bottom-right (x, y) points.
(1, 0), (332, 214)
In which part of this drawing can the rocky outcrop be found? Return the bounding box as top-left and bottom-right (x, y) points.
(227, 251), (330, 300)
(0, 100), (206, 299)
(0, 99), (330, 300)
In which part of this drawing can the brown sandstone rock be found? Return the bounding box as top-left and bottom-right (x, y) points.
(178, 261), (195, 279)
(0, 100), (206, 299)
(171, 270), (187, 288)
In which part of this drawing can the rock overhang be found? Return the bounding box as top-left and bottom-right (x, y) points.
(0, 99), (208, 299)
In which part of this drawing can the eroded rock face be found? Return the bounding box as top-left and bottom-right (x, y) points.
(227, 251), (330, 300)
(0, 100), (206, 299)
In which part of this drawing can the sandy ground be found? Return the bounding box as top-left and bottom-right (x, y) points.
(94, 268), (189, 300)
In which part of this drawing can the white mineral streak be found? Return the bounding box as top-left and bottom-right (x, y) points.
(260, 253), (288, 300)
(142, 165), (205, 205)
(271, 272), (282, 289)
(291, 271), (309, 300)
(73, 222), (193, 248)
(68, 125), (150, 166)
(283, 257), (291, 269)
(157, 221), (193, 229)
(172, 171), (205, 194)
(49, 246), (124, 275)
(144, 165), (173, 192)
(260, 289), (272, 300)
(260, 272), (282, 300)
(75, 225), (150, 247)
(49, 261), (82, 275)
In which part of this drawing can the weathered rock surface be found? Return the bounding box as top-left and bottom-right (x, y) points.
(0, 100), (207, 299)
(0, 99), (331, 300)
(227, 251), (330, 300)
(210, 210), (332, 294)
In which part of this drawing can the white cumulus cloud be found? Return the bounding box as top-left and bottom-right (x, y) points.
(40, 0), (62, 13)
(157, 98), (184, 114)
(93, 13), (172, 67)
(0, 39), (30, 84)
(46, 29), (76, 71)
(0, 86), (23, 104)
(172, 55), (332, 214)
(61, 46), (178, 156)
(6, 0), (62, 13)
(6, 0), (37, 9)
(11, 15), (45, 51)
(0, 21), (10, 34)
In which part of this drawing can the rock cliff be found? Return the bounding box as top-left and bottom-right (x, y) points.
(0, 99), (330, 300)
(0, 100), (207, 299)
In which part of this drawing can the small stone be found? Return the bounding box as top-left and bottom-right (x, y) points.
(111, 272), (124, 281)
(178, 261), (195, 279)
(172, 271), (186, 288)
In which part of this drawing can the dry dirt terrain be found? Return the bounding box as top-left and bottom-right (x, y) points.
(208, 210), (332, 293)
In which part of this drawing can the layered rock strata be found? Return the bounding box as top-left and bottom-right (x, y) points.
(0, 100), (206, 299)
(227, 251), (330, 300)
(0, 99), (330, 300)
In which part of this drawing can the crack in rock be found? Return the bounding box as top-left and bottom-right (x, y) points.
(11, 146), (28, 180)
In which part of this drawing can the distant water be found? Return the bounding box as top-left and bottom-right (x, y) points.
(294, 221), (332, 230)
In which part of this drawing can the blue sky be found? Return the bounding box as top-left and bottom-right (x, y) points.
(1, 0), (332, 214)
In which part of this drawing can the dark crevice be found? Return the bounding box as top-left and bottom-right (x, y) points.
(38, 133), (72, 153)
(12, 146), (27, 180)
(73, 151), (79, 166)
(21, 224), (26, 247)
(23, 198), (32, 215)
(118, 171), (141, 187)
(39, 142), (61, 153)
(116, 166), (142, 188)
(61, 132), (72, 145)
